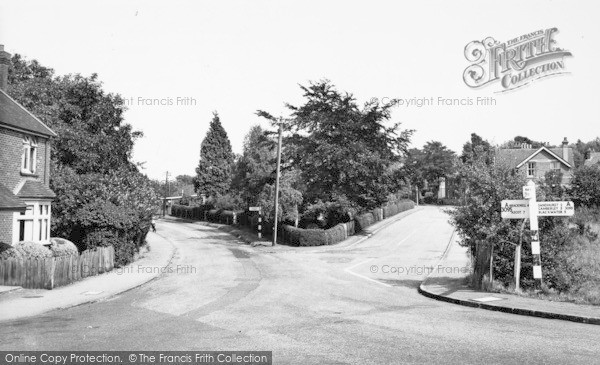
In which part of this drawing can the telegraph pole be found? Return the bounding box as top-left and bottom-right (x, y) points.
(272, 119), (284, 246)
(162, 171), (169, 217)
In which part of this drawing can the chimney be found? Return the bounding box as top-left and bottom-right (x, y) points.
(0, 45), (10, 90)
(562, 137), (569, 161)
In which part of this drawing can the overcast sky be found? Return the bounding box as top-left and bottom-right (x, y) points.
(1, 0), (598, 180)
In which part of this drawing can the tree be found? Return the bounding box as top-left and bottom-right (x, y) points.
(405, 141), (456, 192)
(570, 166), (600, 207)
(257, 80), (413, 210)
(8, 55), (141, 174)
(448, 154), (527, 289)
(8, 53), (158, 266)
(194, 112), (234, 198)
(230, 125), (277, 206)
(461, 133), (492, 164)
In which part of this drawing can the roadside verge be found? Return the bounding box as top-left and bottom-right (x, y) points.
(418, 231), (600, 325)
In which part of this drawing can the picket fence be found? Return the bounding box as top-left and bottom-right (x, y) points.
(0, 246), (115, 289)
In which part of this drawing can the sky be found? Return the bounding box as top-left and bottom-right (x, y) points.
(1, 0), (598, 180)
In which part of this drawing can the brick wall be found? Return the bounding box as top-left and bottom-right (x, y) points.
(0, 211), (13, 244)
(0, 126), (50, 192)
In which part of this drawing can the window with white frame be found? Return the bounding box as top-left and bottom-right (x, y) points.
(14, 201), (51, 243)
(551, 161), (560, 172)
(21, 136), (38, 174)
(527, 162), (536, 177)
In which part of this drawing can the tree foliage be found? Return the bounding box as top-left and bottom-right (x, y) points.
(194, 112), (234, 198)
(460, 133), (493, 164)
(570, 166), (600, 207)
(405, 141), (456, 191)
(8, 53), (158, 265)
(257, 80), (413, 210)
(230, 125), (277, 205)
(8, 55), (140, 174)
(448, 154), (527, 288)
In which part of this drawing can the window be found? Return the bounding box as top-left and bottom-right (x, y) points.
(527, 162), (536, 177)
(14, 201), (51, 243)
(21, 136), (38, 174)
(551, 161), (560, 172)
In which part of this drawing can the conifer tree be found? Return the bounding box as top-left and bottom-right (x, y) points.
(194, 112), (234, 197)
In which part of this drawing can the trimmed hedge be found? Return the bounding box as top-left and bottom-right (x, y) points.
(357, 199), (415, 232)
(170, 204), (213, 220)
(282, 223), (353, 246)
(355, 212), (375, 232)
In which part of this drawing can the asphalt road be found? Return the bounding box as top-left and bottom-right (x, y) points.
(1, 206), (599, 364)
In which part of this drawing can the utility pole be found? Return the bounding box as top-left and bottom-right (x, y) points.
(273, 119), (284, 246)
(162, 171), (169, 217)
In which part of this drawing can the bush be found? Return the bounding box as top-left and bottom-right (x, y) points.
(13, 241), (52, 259)
(301, 195), (357, 228)
(49, 237), (78, 257)
(0, 242), (23, 260)
(51, 166), (159, 267)
(570, 166), (600, 207)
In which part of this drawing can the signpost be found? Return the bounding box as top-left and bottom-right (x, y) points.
(249, 207), (262, 239)
(501, 180), (575, 290)
(500, 200), (529, 219)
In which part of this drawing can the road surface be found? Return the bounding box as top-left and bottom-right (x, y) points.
(1, 206), (599, 364)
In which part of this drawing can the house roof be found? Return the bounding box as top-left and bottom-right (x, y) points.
(16, 180), (56, 199)
(585, 152), (600, 167)
(495, 146), (574, 169)
(0, 88), (56, 137)
(0, 184), (26, 211)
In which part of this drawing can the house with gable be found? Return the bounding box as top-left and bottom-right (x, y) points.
(0, 45), (57, 245)
(495, 138), (574, 186)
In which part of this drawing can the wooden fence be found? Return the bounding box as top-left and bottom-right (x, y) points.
(0, 246), (115, 290)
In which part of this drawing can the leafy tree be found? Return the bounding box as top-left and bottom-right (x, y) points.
(448, 154), (527, 289)
(570, 166), (600, 207)
(257, 80), (413, 210)
(194, 112), (234, 198)
(8, 55), (140, 174)
(256, 169), (303, 224)
(231, 125), (277, 206)
(8, 53), (157, 265)
(461, 133), (492, 164)
(405, 141), (456, 192)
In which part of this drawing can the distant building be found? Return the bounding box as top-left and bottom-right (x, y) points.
(584, 151), (600, 168)
(495, 138), (574, 186)
(0, 45), (57, 245)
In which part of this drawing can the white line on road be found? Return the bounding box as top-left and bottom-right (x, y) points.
(395, 231), (415, 247)
(344, 258), (392, 288)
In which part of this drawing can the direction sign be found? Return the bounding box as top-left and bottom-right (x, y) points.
(501, 200), (530, 219)
(537, 201), (575, 216)
(249, 206), (261, 212)
(523, 186), (534, 199)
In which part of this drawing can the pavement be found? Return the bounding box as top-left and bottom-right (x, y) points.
(419, 229), (600, 325)
(0, 228), (176, 322)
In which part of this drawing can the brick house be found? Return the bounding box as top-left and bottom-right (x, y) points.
(0, 45), (57, 245)
(495, 138), (574, 186)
